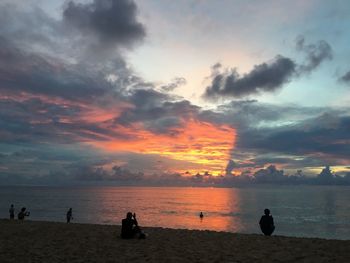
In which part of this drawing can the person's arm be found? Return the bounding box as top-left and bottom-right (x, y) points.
(133, 213), (138, 226)
(271, 216), (274, 226)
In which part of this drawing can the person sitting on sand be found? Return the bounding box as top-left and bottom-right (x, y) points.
(18, 207), (30, 220)
(121, 212), (144, 239)
(66, 208), (73, 223)
(9, 204), (15, 220)
(259, 208), (275, 236)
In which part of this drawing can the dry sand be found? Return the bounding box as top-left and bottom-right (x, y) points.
(0, 219), (349, 263)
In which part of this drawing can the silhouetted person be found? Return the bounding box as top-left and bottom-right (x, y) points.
(199, 212), (204, 219)
(18, 207), (30, 220)
(121, 212), (143, 239)
(9, 204), (15, 220)
(259, 208), (275, 236)
(66, 208), (73, 223)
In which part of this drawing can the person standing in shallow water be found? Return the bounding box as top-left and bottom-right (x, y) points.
(199, 212), (204, 220)
(259, 208), (275, 236)
(66, 208), (73, 223)
(9, 204), (15, 220)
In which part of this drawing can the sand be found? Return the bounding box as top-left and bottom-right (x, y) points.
(0, 220), (349, 263)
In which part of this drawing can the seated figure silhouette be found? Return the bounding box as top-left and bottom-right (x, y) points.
(121, 212), (143, 239)
(18, 207), (30, 220)
(259, 208), (275, 236)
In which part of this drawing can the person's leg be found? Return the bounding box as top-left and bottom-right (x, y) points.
(264, 226), (275, 236)
(131, 226), (142, 238)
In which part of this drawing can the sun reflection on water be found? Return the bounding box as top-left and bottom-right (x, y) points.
(96, 187), (243, 232)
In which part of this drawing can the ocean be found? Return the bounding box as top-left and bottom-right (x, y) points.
(0, 185), (349, 240)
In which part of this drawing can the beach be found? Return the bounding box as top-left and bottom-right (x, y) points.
(0, 220), (349, 262)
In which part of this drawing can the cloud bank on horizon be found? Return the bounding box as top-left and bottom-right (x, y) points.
(0, 0), (349, 185)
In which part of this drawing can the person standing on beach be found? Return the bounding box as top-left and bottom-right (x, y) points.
(259, 208), (275, 236)
(18, 207), (30, 220)
(9, 204), (15, 220)
(66, 208), (73, 223)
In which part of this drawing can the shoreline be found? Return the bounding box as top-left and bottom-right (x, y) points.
(1, 218), (348, 241)
(1, 220), (349, 262)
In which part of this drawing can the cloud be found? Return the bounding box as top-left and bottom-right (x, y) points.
(204, 55), (296, 99)
(0, 39), (116, 102)
(0, 2), (348, 185)
(253, 165), (285, 183)
(235, 113), (350, 166)
(0, 2), (215, 183)
(203, 37), (333, 100)
(296, 36), (333, 73)
(161, 77), (187, 92)
(204, 100), (350, 170)
(225, 159), (237, 175)
(63, 0), (145, 48)
(116, 95), (200, 133)
(339, 70), (350, 83)
(0, 3), (63, 53)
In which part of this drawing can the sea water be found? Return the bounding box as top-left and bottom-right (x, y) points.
(0, 185), (349, 240)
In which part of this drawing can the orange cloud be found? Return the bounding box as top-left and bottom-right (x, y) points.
(91, 119), (236, 175)
(2, 91), (235, 175)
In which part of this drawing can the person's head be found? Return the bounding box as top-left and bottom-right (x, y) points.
(126, 212), (133, 219)
(264, 208), (270, 215)
(11, 204), (14, 207)
(69, 208), (72, 211)
(21, 207), (26, 212)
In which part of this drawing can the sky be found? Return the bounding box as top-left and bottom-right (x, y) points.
(0, 0), (349, 184)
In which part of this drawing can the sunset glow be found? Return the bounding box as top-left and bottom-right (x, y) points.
(92, 120), (236, 175)
(1, 0), (349, 184)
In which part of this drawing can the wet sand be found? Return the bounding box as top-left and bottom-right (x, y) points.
(0, 219), (349, 262)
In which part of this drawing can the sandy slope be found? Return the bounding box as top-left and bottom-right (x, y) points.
(0, 220), (349, 262)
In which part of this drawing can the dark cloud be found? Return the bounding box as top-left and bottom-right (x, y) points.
(296, 36), (333, 73)
(203, 37), (333, 100)
(0, 16), (145, 144)
(203, 100), (325, 130)
(253, 165), (285, 183)
(211, 62), (222, 72)
(0, 34), (131, 103)
(0, 143), (203, 185)
(247, 155), (324, 169)
(63, 0), (145, 48)
(128, 89), (170, 109)
(205, 100), (350, 170)
(161, 77), (187, 92)
(225, 159), (237, 175)
(0, 2), (348, 185)
(0, 0), (215, 184)
(235, 113), (350, 165)
(204, 55), (296, 99)
(0, 90), (138, 145)
(0, 3), (63, 53)
(0, 1), (139, 89)
(116, 95), (200, 134)
(339, 70), (350, 83)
